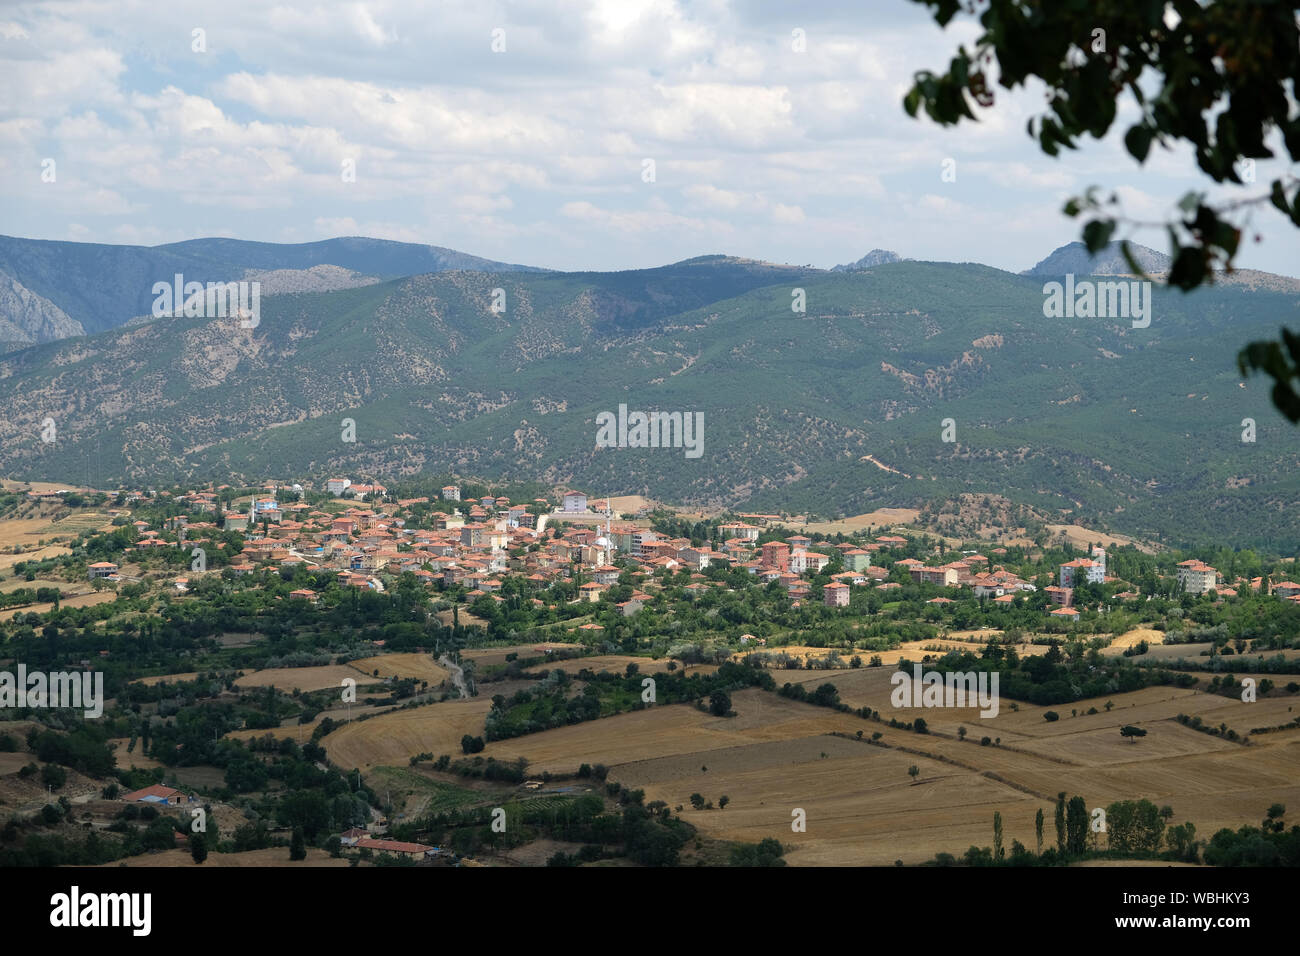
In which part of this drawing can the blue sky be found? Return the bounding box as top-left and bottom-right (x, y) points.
(2, 0), (1297, 276)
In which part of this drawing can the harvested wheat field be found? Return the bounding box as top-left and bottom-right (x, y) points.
(1105, 628), (1167, 654)
(108, 738), (165, 771)
(625, 737), (1045, 866)
(100, 847), (354, 867)
(348, 652), (450, 686)
(224, 702), (393, 743)
(797, 508), (921, 535)
(131, 672), (201, 686)
(1, 590), (115, 620)
(322, 696), (495, 769)
(480, 689), (860, 774)
(233, 665), (383, 694)
(462, 642), (583, 669)
(471, 677), (1300, 865)
(523, 655), (707, 677)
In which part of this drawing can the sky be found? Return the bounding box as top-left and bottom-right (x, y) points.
(1, 0), (1297, 276)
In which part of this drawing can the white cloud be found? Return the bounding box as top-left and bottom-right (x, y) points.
(0, 0), (1292, 277)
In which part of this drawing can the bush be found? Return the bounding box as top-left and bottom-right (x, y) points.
(1043, 711), (1060, 722)
(40, 764), (67, 790)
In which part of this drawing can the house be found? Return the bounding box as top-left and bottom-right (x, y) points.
(1271, 581), (1300, 600)
(339, 827), (368, 846)
(354, 838), (433, 859)
(789, 548), (830, 574)
(121, 784), (191, 806)
(824, 582), (850, 607)
(842, 548), (874, 571)
(326, 478), (351, 495)
(88, 561), (119, 579)
(1049, 607), (1081, 622)
(1059, 558), (1104, 588)
(910, 565), (959, 587)
(563, 491), (588, 513)
(1176, 560), (1219, 595)
(1044, 585), (1073, 607)
(760, 541), (790, 571)
(441, 485), (460, 501)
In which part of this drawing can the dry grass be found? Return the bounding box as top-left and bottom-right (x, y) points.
(462, 642), (583, 669)
(450, 675), (1300, 866)
(348, 653), (450, 686)
(101, 847), (355, 867)
(322, 697), (495, 769)
(523, 655), (708, 676)
(0, 590), (114, 620)
(796, 508), (921, 535)
(233, 665), (382, 694)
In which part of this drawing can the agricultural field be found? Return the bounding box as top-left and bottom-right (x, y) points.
(1, 590), (115, 621)
(233, 665), (383, 694)
(321, 697), (496, 769)
(465, 676), (1300, 866)
(107, 738), (165, 771)
(348, 653), (450, 686)
(522, 655), (706, 677)
(101, 847), (354, 867)
(461, 642), (583, 669)
(364, 765), (491, 817)
(795, 508), (922, 535)
(0, 512), (115, 573)
(224, 702), (394, 743)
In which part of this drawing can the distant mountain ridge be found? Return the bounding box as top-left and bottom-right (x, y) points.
(832, 249), (902, 271)
(1023, 241), (1171, 276)
(0, 235), (546, 345)
(1024, 240), (1300, 291)
(3, 254), (1299, 550)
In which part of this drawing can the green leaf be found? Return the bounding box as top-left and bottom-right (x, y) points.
(1082, 219), (1115, 254)
(1124, 125), (1153, 163)
(1119, 241), (1147, 279)
(903, 87), (921, 117)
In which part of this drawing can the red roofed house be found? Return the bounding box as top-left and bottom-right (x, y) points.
(824, 581), (850, 607)
(121, 784), (190, 806)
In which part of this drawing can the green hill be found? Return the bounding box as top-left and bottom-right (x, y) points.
(1, 255), (1297, 549)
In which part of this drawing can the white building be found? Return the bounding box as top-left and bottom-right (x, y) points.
(563, 491), (588, 513)
(326, 477), (351, 495)
(1059, 558), (1104, 588)
(1176, 560), (1219, 594)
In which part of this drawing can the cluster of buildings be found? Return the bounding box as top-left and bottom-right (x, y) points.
(73, 478), (1300, 620)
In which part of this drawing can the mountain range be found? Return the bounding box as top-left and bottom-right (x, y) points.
(1, 236), (1298, 550)
(0, 235), (544, 346)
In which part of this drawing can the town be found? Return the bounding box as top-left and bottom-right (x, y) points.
(0, 474), (1298, 869)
